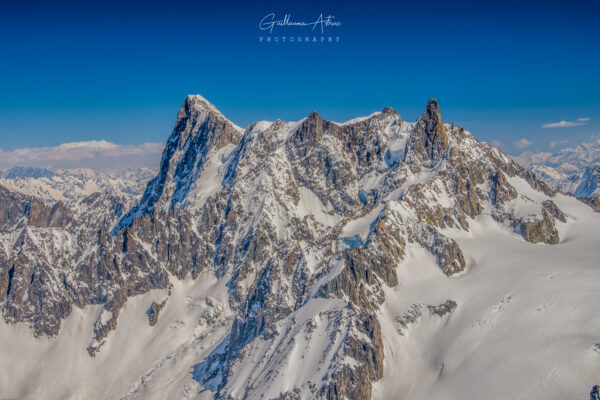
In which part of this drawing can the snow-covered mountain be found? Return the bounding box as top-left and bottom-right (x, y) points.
(1, 95), (599, 400)
(0, 167), (156, 203)
(517, 138), (600, 198)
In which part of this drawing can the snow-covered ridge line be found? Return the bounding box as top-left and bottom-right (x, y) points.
(1, 95), (599, 400)
(332, 111), (382, 126)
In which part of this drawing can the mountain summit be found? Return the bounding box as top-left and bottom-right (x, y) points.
(1, 96), (599, 399)
(114, 95), (243, 232)
(405, 97), (448, 169)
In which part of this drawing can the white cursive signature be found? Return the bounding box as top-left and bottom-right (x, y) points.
(259, 13), (341, 34)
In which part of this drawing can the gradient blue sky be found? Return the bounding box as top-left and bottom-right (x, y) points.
(0, 0), (599, 156)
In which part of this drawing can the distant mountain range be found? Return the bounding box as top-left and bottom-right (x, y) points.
(0, 166), (156, 203)
(515, 138), (600, 198)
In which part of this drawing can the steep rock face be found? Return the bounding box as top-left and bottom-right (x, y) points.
(114, 95), (243, 231)
(286, 108), (403, 214)
(405, 98), (448, 170)
(0, 95), (570, 399)
(27, 200), (73, 228)
(490, 171), (518, 206)
(0, 187), (141, 337)
(542, 199), (566, 223)
(0, 185), (30, 230)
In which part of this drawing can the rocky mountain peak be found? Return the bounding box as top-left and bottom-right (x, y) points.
(423, 97), (442, 118)
(113, 95), (243, 231)
(420, 97), (447, 142)
(381, 106), (400, 117)
(173, 95), (242, 150)
(177, 94), (223, 121)
(405, 98), (449, 169)
(290, 110), (326, 148)
(306, 110), (327, 129)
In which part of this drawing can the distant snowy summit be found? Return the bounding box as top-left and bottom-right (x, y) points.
(516, 138), (600, 198)
(0, 166), (156, 203)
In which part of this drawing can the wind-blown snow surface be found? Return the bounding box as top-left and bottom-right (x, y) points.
(0, 270), (231, 399)
(374, 193), (600, 400)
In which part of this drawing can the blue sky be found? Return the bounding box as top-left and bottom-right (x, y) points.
(0, 0), (599, 158)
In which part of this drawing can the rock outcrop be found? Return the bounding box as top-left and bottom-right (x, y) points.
(405, 98), (448, 170)
(581, 196), (600, 212)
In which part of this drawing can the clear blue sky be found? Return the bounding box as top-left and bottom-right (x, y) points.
(0, 0), (599, 155)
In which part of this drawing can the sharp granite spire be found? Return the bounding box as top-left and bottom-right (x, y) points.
(405, 98), (449, 170)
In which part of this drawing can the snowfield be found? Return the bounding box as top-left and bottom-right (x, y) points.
(0, 270), (232, 399)
(374, 193), (600, 400)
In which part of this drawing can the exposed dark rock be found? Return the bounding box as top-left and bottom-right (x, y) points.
(147, 299), (167, 326)
(428, 300), (457, 317)
(114, 95), (242, 232)
(580, 196), (600, 212)
(518, 213), (560, 245)
(405, 98), (448, 169)
(0, 185), (30, 231)
(516, 200), (565, 245)
(522, 170), (556, 197)
(27, 200), (73, 228)
(320, 364), (372, 400)
(490, 171), (518, 206)
(542, 200), (566, 223)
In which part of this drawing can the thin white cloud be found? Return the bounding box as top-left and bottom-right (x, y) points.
(549, 139), (569, 149)
(490, 139), (503, 148)
(542, 118), (590, 128)
(513, 138), (533, 149)
(0, 140), (163, 170)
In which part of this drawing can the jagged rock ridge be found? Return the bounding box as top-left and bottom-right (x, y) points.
(0, 95), (578, 399)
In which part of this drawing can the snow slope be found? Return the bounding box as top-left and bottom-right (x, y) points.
(0, 269), (231, 400)
(373, 193), (600, 400)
